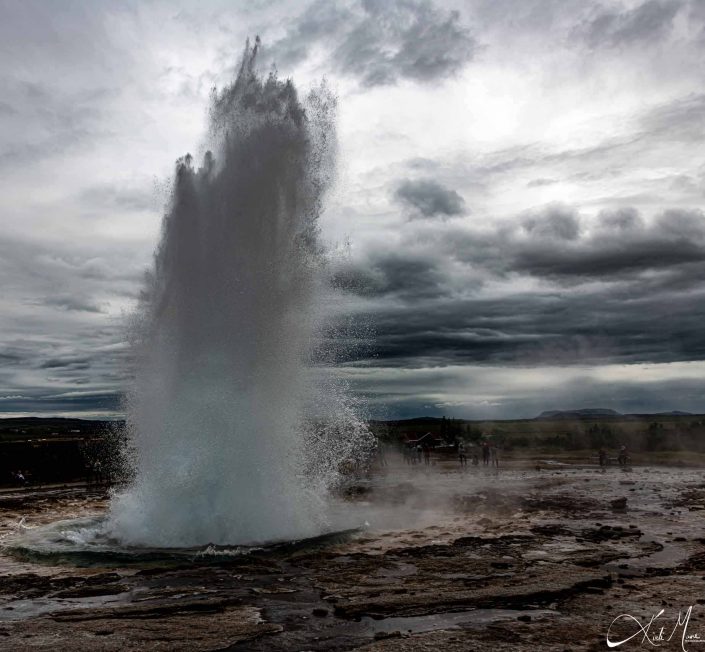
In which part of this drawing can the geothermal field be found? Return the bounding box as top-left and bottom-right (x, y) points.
(2, 455), (705, 650)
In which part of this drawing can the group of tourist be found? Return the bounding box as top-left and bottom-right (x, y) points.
(598, 445), (630, 467)
(457, 440), (499, 468)
(402, 444), (432, 466)
(401, 440), (500, 469)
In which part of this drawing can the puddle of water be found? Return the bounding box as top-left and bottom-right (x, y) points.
(0, 591), (132, 622)
(361, 608), (558, 634)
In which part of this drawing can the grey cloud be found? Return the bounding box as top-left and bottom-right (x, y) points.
(0, 391), (123, 416)
(0, 79), (111, 169)
(522, 205), (581, 240)
(690, 0), (705, 43)
(0, 2), (115, 68)
(0, 233), (140, 414)
(268, 0), (477, 86)
(333, 204), (705, 369)
(40, 357), (91, 370)
(527, 177), (557, 187)
(265, 2), (353, 68)
(333, 252), (444, 299)
(465, 206), (705, 281)
(598, 207), (644, 230)
(80, 181), (157, 213)
(336, 0), (477, 86)
(343, 280), (705, 369)
(577, 0), (684, 49)
(42, 296), (106, 314)
(639, 93), (705, 144)
(401, 94), (705, 196)
(394, 178), (465, 218)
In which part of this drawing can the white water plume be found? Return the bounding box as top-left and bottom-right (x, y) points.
(108, 39), (373, 547)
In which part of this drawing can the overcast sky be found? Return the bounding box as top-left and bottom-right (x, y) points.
(1, 0), (704, 419)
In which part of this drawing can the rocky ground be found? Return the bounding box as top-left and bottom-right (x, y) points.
(1, 459), (705, 651)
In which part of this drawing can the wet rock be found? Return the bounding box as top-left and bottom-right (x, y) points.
(610, 497), (628, 510)
(530, 524), (572, 537)
(2, 606), (281, 651)
(522, 493), (599, 514)
(580, 525), (641, 542)
(322, 594), (340, 603)
(490, 561), (512, 569)
(52, 584), (128, 599)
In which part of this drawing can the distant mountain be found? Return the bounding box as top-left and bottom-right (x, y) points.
(638, 410), (692, 417)
(536, 408), (622, 420)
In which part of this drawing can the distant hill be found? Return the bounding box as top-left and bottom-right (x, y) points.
(536, 408), (622, 419)
(535, 409), (694, 420)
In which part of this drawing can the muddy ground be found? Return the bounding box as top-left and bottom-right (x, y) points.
(1, 458), (705, 651)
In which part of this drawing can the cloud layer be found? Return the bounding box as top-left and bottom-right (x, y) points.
(1, 0), (704, 418)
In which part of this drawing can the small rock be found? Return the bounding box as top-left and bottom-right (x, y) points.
(517, 614), (532, 622)
(312, 608), (328, 617)
(374, 631), (402, 640)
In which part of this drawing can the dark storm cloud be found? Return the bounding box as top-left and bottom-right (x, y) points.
(394, 178), (466, 218)
(335, 0), (477, 86)
(335, 204), (705, 368)
(514, 207), (705, 280)
(42, 296), (106, 314)
(268, 0), (477, 86)
(0, 233), (137, 413)
(576, 0), (684, 49)
(521, 205), (580, 240)
(430, 205), (705, 286)
(333, 252), (444, 298)
(265, 2), (353, 67)
(40, 357), (91, 370)
(348, 281), (705, 368)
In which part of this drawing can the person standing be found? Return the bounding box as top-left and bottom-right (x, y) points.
(598, 448), (607, 467)
(482, 441), (490, 466)
(490, 444), (499, 468)
(458, 441), (467, 468)
(618, 445), (629, 467)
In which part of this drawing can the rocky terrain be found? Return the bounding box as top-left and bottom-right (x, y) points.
(1, 460), (704, 650)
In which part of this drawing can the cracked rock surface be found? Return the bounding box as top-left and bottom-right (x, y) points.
(1, 461), (704, 650)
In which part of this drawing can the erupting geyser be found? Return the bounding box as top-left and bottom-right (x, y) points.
(108, 40), (371, 547)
